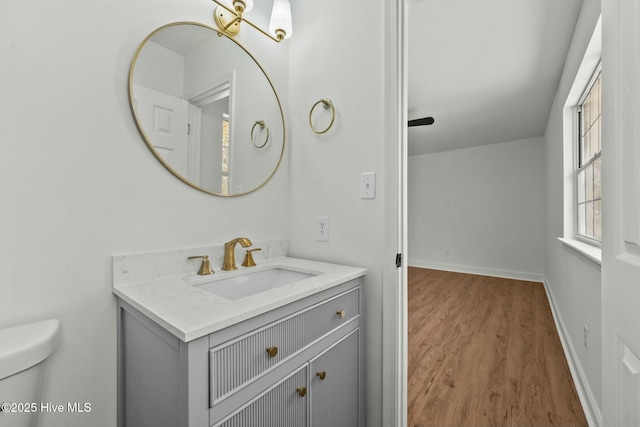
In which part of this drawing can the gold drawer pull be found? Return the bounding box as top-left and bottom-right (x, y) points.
(336, 309), (346, 318)
(266, 346), (278, 358)
(296, 386), (307, 397)
(316, 371), (327, 380)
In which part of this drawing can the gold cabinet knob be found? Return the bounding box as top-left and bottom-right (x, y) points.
(336, 309), (346, 318)
(296, 386), (307, 397)
(266, 346), (278, 358)
(316, 371), (327, 380)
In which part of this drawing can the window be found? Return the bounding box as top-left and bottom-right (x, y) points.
(576, 68), (601, 242)
(221, 113), (230, 195)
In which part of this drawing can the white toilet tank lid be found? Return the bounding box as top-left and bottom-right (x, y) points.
(0, 319), (61, 380)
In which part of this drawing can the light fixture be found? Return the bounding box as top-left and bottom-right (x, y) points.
(269, 0), (292, 41)
(212, 0), (292, 43)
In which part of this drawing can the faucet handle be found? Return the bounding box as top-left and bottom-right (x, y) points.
(241, 248), (262, 267)
(188, 255), (214, 275)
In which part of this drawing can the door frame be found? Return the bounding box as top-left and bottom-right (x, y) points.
(382, 0), (409, 425)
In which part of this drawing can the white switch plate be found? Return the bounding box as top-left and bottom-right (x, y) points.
(361, 172), (376, 199)
(317, 217), (329, 241)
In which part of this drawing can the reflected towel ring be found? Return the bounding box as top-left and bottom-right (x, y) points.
(251, 120), (270, 149)
(309, 98), (335, 134)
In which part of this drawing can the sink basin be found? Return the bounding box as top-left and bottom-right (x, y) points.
(196, 268), (318, 300)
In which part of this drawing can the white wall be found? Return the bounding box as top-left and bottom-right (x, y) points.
(286, 0), (387, 425)
(408, 137), (546, 280)
(543, 0), (603, 423)
(0, 1), (289, 426)
(134, 40), (184, 97)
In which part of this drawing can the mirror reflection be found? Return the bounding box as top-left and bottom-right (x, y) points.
(129, 22), (285, 196)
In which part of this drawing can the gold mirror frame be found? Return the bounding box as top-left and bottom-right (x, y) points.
(128, 21), (286, 197)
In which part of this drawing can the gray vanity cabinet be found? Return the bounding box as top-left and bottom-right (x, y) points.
(117, 277), (363, 427)
(214, 329), (361, 427)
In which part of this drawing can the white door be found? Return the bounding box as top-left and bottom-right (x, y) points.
(133, 85), (189, 177)
(602, 1), (640, 425)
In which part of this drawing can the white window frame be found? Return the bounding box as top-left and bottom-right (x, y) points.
(575, 64), (602, 245)
(558, 17), (602, 265)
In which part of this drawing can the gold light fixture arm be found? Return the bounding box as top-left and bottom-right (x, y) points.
(212, 0), (286, 42)
(242, 14), (286, 42)
(213, 2), (242, 38)
(223, 16), (241, 31)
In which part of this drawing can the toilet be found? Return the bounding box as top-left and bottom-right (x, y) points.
(0, 319), (61, 427)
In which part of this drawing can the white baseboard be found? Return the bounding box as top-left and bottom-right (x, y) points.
(408, 259), (545, 283)
(542, 279), (602, 427)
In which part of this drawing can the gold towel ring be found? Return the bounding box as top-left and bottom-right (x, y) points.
(309, 98), (335, 134)
(251, 120), (269, 148)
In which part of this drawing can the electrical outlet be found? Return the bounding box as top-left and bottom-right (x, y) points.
(584, 325), (589, 349)
(317, 217), (329, 241)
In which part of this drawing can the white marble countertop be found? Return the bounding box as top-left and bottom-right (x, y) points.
(113, 257), (366, 342)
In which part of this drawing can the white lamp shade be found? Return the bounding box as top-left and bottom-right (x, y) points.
(269, 0), (292, 39)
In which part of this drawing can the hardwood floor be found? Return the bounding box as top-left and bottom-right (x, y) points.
(407, 267), (587, 427)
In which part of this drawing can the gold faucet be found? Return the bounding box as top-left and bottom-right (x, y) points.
(222, 237), (252, 270)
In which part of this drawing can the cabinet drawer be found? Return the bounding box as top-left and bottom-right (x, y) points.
(212, 365), (308, 427)
(210, 287), (359, 406)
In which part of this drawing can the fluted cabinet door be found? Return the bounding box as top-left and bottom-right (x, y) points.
(215, 365), (308, 427)
(309, 330), (360, 427)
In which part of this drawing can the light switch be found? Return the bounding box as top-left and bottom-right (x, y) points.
(361, 172), (376, 199)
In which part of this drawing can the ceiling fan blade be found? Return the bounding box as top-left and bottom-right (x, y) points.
(408, 117), (435, 127)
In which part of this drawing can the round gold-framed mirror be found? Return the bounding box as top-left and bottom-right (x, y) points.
(128, 22), (286, 196)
